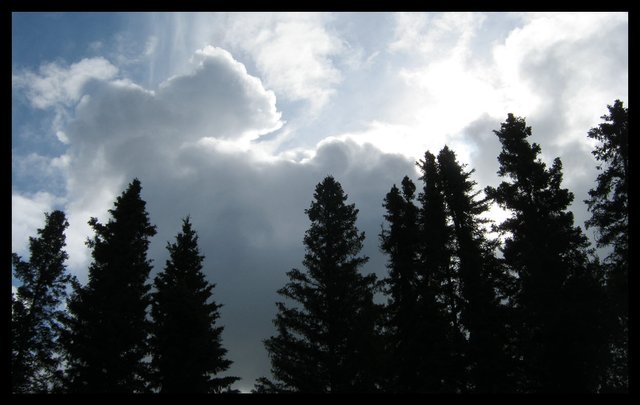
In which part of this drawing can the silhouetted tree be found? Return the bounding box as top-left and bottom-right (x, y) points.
(436, 146), (515, 392)
(59, 179), (157, 392)
(585, 100), (628, 392)
(379, 176), (422, 391)
(12, 210), (73, 393)
(485, 114), (609, 392)
(415, 152), (466, 392)
(259, 176), (382, 393)
(151, 216), (238, 393)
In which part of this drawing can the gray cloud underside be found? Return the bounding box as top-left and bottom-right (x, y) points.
(142, 140), (416, 389)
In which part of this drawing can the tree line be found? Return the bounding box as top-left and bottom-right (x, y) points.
(11, 101), (628, 393)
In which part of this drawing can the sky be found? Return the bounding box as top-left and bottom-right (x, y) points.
(11, 12), (628, 392)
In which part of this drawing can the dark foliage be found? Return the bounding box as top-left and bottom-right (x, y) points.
(258, 176), (383, 393)
(584, 100), (628, 392)
(485, 114), (610, 392)
(379, 177), (423, 391)
(11, 210), (73, 393)
(151, 217), (239, 393)
(414, 151), (467, 392)
(436, 146), (515, 392)
(381, 147), (517, 393)
(59, 179), (157, 392)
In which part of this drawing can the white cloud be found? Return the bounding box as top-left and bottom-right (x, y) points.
(389, 12), (486, 59)
(386, 13), (533, 147)
(144, 35), (158, 57)
(64, 188), (119, 276)
(141, 13), (346, 112)
(166, 45), (283, 142)
(88, 41), (103, 52)
(378, 12), (627, 170)
(218, 13), (345, 111)
(41, 46), (283, 282)
(12, 152), (70, 197)
(13, 152), (57, 178)
(55, 130), (70, 144)
(319, 121), (445, 164)
(388, 12), (429, 53)
(13, 57), (119, 109)
(493, 12), (628, 125)
(12, 191), (64, 257)
(347, 12), (500, 167)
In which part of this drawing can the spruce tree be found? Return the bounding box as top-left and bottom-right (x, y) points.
(436, 146), (515, 392)
(584, 100), (628, 392)
(379, 176), (422, 391)
(59, 178), (157, 392)
(485, 114), (609, 392)
(12, 210), (73, 393)
(151, 217), (238, 393)
(259, 176), (381, 393)
(415, 151), (466, 392)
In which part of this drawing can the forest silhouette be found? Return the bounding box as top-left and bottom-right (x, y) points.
(11, 101), (628, 393)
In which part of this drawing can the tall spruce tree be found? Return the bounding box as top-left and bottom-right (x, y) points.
(151, 217), (238, 393)
(12, 210), (73, 393)
(584, 100), (628, 392)
(59, 179), (157, 392)
(415, 151), (466, 392)
(485, 114), (609, 392)
(436, 146), (515, 392)
(379, 176), (422, 391)
(259, 176), (381, 393)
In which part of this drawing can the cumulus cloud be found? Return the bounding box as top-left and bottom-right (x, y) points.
(161, 46), (282, 142)
(12, 57), (119, 109)
(12, 44), (419, 390)
(494, 12), (628, 146)
(147, 12), (346, 112)
(67, 47), (281, 148)
(49, 46), (282, 282)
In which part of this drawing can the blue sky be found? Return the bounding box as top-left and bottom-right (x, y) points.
(12, 12), (628, 392)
